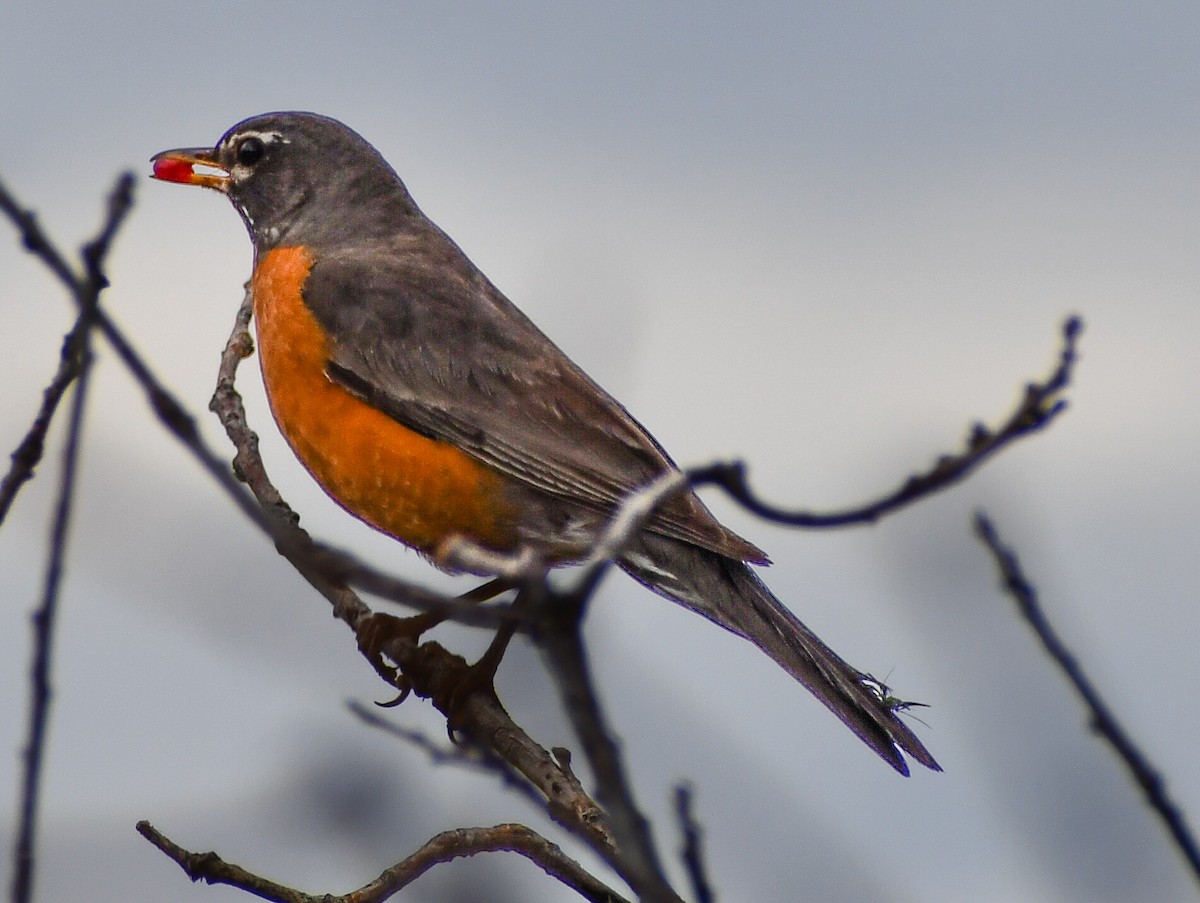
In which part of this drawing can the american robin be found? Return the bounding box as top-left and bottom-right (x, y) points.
(151, 112), (939, 775)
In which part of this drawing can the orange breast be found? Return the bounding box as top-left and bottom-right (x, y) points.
(250, 246), (517, 555)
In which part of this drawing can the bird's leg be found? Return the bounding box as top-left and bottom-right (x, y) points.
(435, 581), (540, 737)
(435, 611), (522, 739)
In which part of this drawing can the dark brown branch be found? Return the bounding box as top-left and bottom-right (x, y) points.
(218, 344), (691, 900)
(137, 820), (630, 903)
(533, 476), (697, 903)
(974, 512), (1200, 887)
(138, 820), (310, 903)
(688, 315), (1082, 528)
(0, 170), (136, 301)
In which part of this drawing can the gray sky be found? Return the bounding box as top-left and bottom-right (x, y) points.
(3, 3), (1199, 901)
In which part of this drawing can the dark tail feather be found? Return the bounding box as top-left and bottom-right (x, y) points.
(620, 533), (941, 775)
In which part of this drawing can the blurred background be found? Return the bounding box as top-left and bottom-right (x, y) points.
(2, 3), (1198, 901)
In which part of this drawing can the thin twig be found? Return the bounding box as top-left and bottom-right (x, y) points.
(689, 315), (1082, 528)
(136, 820), (313, 903)
(974, 511), (1200, 887)
(11, 319), (95, 903)
(0, 171), (303, 585)
(0, 311), (93, 526)
(573, 470), (689, 599)
(674, 784), (715, 903)
(346, 700), (546, 810)
(489, 469), (717, 902)
(0, 175), (80, 291)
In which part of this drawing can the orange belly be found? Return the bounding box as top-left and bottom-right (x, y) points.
(250, 246), (516, 554)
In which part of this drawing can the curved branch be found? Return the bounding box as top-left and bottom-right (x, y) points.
(689, 315), (1082, 528)
(137, 821), (628, 903)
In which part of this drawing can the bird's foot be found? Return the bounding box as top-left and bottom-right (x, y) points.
(437, 619), (519, 739)
(358, 579), (515, 710)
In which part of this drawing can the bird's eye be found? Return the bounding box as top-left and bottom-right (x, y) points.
(236, 136), (266, 166)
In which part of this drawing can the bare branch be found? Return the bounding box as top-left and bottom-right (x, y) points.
(974, 512), (1200, 887)
(348, 823), (630, 903)
(689, 315), (1082, 528)
(79, 174), (136, 287)
(407, 469), (706, 901)
(572, 470), (691, 601)
(137, 821), (631, 903)
(0, 174), (297, 555)
(137, 820), (314, 903)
